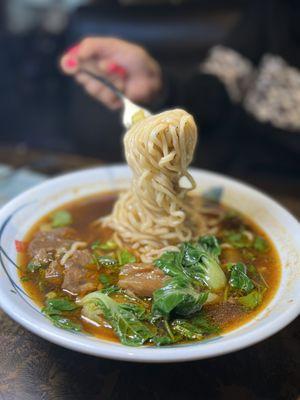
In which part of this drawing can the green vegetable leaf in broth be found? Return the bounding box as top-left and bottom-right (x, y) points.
(228, 262), (255, 294)
(80, 291), (153, 346)
(27, 260), (45, 272)
(51, 210), (73, 228)
(152, 335), (175, 346)
(238, 290), (263, 310)
(91, 240), (117, 251)
(171, 314), (220, 341)
(154, 235), (226, 291)
(46, 298), (78, 311)
(223, 231), (252, 249)
(117, 250), (136, 266)
(253, 236), (268, 252)
(181, 236), (226, 290)
(42, 298), (78, 316)
(171, 320), (203, 340)
(152, 276), (208, 318)
(154, 251), (184, 278)
(98, 273), (111, 287)
(47, 315), (81, 332)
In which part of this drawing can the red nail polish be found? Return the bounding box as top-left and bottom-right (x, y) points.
(66, 58), (77, 69)
(67, 44), (80, 55)
(107, 62), (127, 78)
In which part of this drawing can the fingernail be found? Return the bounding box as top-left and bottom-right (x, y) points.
(107, 62), (127, 78)
(67, 44), (80, 55)
(65, 57), (78, 69)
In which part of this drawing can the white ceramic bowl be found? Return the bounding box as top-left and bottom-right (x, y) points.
(0, 165), (299, 363)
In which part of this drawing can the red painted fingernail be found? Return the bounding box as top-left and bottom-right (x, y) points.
(65, 58), (78, 69)
(67, 44), (80, 55)
(107, 62), (127, 78)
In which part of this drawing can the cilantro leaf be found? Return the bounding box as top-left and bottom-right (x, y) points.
(51, 210), (73, 228)
(228, 262), (255, 294)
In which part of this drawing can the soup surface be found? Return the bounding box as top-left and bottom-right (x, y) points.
(18, 192), (281, 346)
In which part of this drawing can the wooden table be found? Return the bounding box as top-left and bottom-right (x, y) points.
(0, 148), (299, 400)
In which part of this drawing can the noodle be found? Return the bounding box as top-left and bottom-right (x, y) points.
(103, 108), (207, 262)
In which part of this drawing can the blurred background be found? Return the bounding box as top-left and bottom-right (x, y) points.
(0, 3), (299, 399)
(0, 0), (299, 199)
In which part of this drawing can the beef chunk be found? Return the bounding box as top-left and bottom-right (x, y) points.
(62, 249), (96, 296)
(31, 248), (55, 267)
(45, 260), (64, 285)
(28, 228), (77, 259)
(62, 266), (96, 296)
(63, 249), (92, 269)
(118, 263), (166, 297)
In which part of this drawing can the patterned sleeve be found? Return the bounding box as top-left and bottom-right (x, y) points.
(200, 46), (300, 132)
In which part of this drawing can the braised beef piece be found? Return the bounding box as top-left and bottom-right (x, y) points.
(45, 260), (64, 285)
(30, 248), (55, 267)
(63, 249), (92, 269)
(118, 263), (166, 297)
(28, 228), (77, 259)
(62, 249), (96, 296)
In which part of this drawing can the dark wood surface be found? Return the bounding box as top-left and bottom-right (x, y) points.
(0, 148), (299, 400)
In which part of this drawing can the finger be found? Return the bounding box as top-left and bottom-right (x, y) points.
(60, 44), (80, 74)
(95, 87), (123, 110)
(74, 72), (91, 85)
(97, 60), (126, 92)
(77, 60), (126, 96)
(126, 78), (160, 104)
(78, 37), (116, 61)
(82, 78), (122, 109)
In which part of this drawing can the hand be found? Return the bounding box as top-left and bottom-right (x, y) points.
(60, 37), (163, 110)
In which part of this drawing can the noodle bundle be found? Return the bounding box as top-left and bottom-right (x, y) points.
(103, 108), (206, 261)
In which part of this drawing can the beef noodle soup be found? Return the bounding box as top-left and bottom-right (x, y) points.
(17, 109), (280, 346)
(18, 193), (280, 346)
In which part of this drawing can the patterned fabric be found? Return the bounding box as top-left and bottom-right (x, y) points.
(200, 46), (300, 132)
(244, 55), (300, 131)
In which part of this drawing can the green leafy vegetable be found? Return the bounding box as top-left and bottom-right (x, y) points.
(97, 255), (118, 267)
(155, 250), (183, 278)
(98, 273), (111, 287)
(51, 210), (73, 228)
(20, 276), (30, 282)
(42, 298), (78, 316)
(152, 335), (175, 346)
(42, 297), (80, 332)
(91, 240), (117, 251)
(171, 314), (220, 341)
(152, 276), (208, 318)
(253, 236), (268, 252)
(80, 291), (153, 346)
(47, 315), (81, 332)
(238, 290), (263, 310)
(155, 235), (226, 291)
(27, 260), (44, 272)
(117, 250), (136, 266)
(228, 262), (255, 294)
(171, 320), (203, 340)
(223, 231), (251, 249)
(46, 298), (78, 312)
(148, 318), (177, 346)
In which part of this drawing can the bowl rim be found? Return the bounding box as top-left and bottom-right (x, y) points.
(0, 164), (299, 363)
